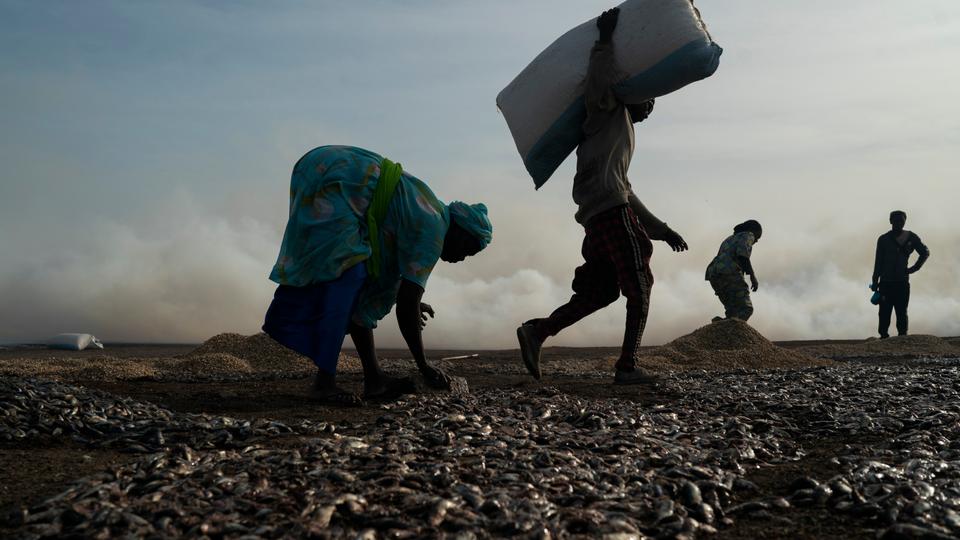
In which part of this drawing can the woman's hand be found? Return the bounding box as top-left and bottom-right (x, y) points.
(419, 363), (451, 390)
(419, 302), (435, 329)
(750, 274), (760, 292)
(397, 280), (448, 388)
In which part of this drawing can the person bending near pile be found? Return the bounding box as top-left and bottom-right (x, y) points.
(516, 8), (689, 385)
(264, 145), (493, 406)
(705, 220), (762, 322)
(871, 210), (929, 338)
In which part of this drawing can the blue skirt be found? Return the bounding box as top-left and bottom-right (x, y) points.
(262, 263), (367, 374)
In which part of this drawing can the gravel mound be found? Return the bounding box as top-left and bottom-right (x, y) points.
(797, 334), (960, 359)
(73, 357), (162, 380)
(174, 353), (253, 375)
(182, 333), (315, 373)
(639, 319), (828, 370)
(0, 358), (78, 379)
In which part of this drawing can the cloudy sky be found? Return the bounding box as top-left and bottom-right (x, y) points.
(1, 0), (957, 348)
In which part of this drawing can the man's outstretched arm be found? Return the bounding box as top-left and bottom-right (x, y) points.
(627, 193), (688, 252)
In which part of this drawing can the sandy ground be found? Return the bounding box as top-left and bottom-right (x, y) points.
(2, 328), (960, 538)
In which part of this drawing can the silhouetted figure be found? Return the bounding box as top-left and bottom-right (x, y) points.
(705, 220), (762, 322)
(871, 210), (929, 338)
(515, 8), (688, 386)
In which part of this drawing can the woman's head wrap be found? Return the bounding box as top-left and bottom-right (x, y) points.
(448, 202), (493, 249)
(733, 219), (763, 239)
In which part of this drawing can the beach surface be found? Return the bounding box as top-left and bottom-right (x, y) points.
(3, 322), (960, 539)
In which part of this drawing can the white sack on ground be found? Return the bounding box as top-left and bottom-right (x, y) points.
(497, 0), (721, 187)
(47, 333), (104, 351)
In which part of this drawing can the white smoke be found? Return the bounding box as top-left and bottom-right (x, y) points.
(2, 188), (955, 349)
(0, 193), (279, 344)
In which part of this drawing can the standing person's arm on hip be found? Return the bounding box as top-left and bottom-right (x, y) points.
(909, 234), (930, 274)
(628, 192), (688, 252)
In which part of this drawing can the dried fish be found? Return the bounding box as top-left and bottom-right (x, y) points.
(6, 348), (960, 538)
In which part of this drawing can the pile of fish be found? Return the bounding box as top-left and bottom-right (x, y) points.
(668, 359), (960, 539)
(0, 378), (325, 453)
(5, 357), (960, 538)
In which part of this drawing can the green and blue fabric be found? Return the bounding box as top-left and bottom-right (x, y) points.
(269, 145), (450, 328)
(365, 157), (403, 278)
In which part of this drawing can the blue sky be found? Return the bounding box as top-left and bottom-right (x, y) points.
(1, 1), (958, 346)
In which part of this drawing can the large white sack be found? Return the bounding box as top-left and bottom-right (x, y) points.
(47, 333), (104, 351)
(497, 0), (721, 187)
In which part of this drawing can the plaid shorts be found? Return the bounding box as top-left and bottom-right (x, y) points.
(539, 204), (654, 369)
(581, 204), (655, 293)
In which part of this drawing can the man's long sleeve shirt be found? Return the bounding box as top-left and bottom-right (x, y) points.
(873, 230), (929, 283)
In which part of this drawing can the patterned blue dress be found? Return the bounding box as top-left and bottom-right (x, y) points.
(269, 145), (450, 328)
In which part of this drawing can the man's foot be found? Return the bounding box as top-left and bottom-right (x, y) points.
(879, 334), (889, 339)
(711, 316), (724, 323)
(517, 323), (543, 380)
(364, 374), (416, 401)
(614, 367), (659, 385)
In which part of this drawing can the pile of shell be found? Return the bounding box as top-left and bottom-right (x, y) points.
(0, 378), (324, 452)
(638, 319), (829, 371)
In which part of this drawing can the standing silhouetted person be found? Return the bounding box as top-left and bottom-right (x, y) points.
(705, 220), (762, 322)
(871, 210), (929, 338)
(515, 7), (688, 385)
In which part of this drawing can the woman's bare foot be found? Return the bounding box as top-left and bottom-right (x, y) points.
(308, 370), (362, 407)
(364, 374), (416, 401)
